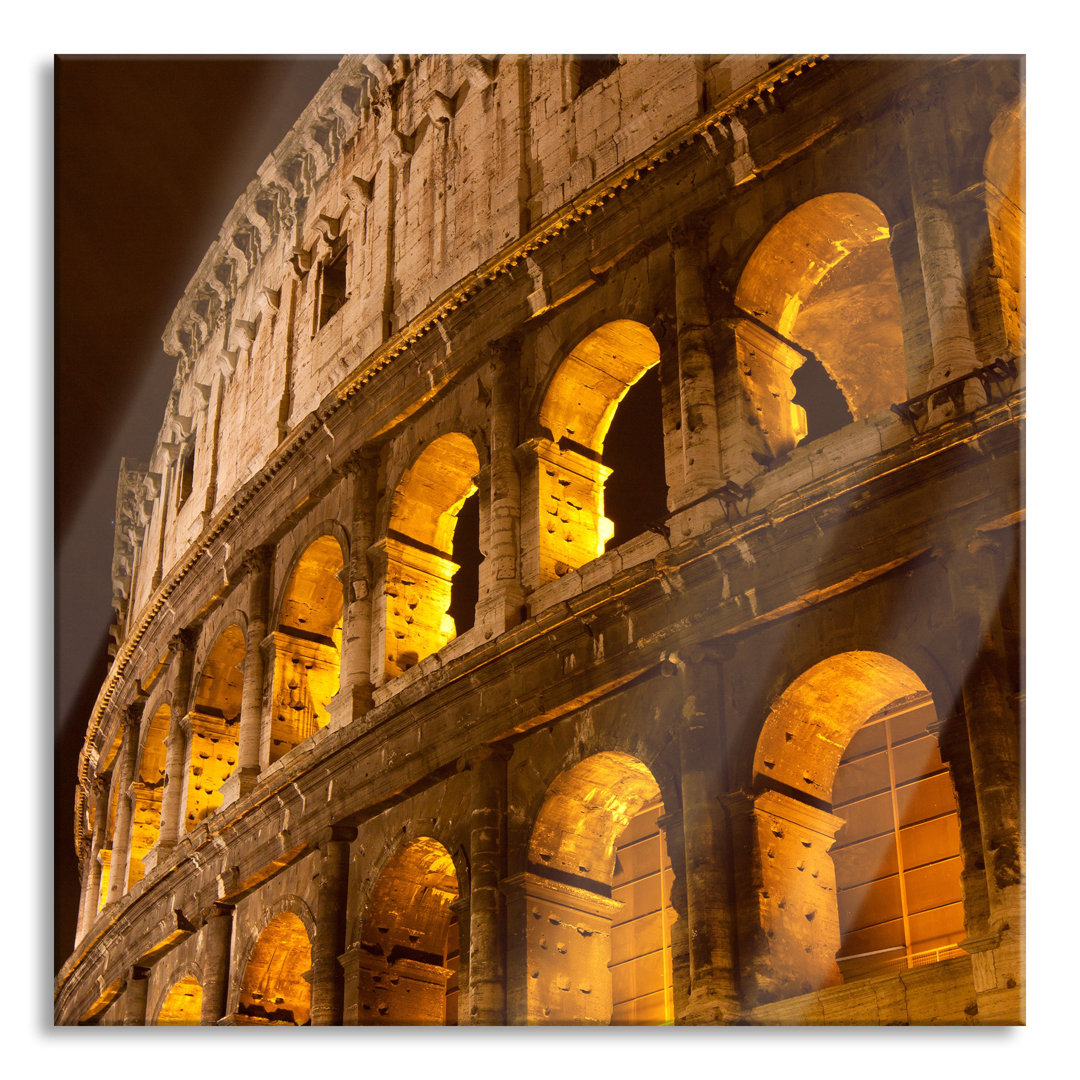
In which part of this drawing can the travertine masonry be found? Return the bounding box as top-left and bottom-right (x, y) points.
(58, 54), (1023, 1027)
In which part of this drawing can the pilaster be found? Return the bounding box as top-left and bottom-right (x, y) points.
(107, 700), (142, 904)
(900, 82), (983, 421)
(311, 825), (357, 1025)
(330, 452), (378, 727)
(461, 745), (511, 1024)
(200, 902), (234, 1025)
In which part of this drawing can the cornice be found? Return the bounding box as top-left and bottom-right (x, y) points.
(78, 56), (828, 825)
(58, 399), (1023, 1016)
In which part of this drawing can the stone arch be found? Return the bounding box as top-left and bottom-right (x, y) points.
(380, 432), (482, 679)
(183, 624), (244, 831)
(153, 971), (203, 1026)
(267, 532), (344, 763)
(236, 907), (314, 1025)
(353, 836), (462, 1025)
(530, 320), (664, 584)
(127, 702), (170, 888)
(983, 96), (1025, 358)
(733, 193), (906, 457)
(743, 651), (965, 1001)
(520, 751), (675, 1025)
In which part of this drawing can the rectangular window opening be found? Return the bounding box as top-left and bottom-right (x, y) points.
(317, 239), (349, 330)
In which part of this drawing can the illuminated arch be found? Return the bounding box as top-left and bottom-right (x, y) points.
(523, 751), (675, 1025)
(184, 625), (243, 830)
(127, 703), (170, 888)
(382, 433), (481, 679)
(154, 974), (202, 1025)
(268, 534), (343, 763)
(533, 320), (663, 584)
(746, 651), (964, 999)
(734, 193), (906, 456)
(355, 836), (461, 1025)
(237, 911), (313, 1025)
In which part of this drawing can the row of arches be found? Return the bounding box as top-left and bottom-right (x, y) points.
(143, 649), (964, 1024)
(89, 109), (1022, 920)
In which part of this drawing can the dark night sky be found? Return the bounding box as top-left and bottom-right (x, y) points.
(54, 56), (342, 972)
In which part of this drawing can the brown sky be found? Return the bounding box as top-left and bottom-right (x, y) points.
(54, 55), (342, 971)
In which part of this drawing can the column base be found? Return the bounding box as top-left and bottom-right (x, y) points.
(219, 766), (261, 807)
(328, 681), (373, 731)
(667, 495), (728, 544)
(141, 840), (176, 875)
(678, 983), (740, 1026)
(474, 590), (526, 641)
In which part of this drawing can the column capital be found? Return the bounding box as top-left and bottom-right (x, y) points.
(205, 900), (235, 923)
(340, 447), (380, 477)
(457, 743), (513, 774)
(240, 544), (274, 578)
(168, 627), (198, 657)
(178, 711), (195, 740)
(318, 824), (358, 849)
(122, 698), (145, 731)
(668, 219), (710, 250)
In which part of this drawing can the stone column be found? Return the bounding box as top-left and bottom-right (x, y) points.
(944, 538), (1022, 943)
(231, 546), (273, 797)
(257, 633), (279, 768)
(123, 965), (151, 1026)
(462, 746), (510, 1025)
(476, 342), (525, 636)
(927, 708), (993, 944)
(725, 789), (844, 1006)
(901, 85), (983, 420)
(107, 701), (142, 904)
(200, 903), (234, 1025)
(331, 453), (377, 727)
(450, 895), (471, 1025)
(76, 777), (110, 941)
(154, 631), (196, 856)
(311, 825), (356, 1026)
(669, 225), (724, 511)
(674, 651), (739, 1023)
(502, 872), (622, 1025)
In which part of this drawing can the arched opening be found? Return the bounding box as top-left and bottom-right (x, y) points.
(447, 488), (480, 635)
(734, 194), (906, 457)
(269, 535), (343, 763)
(184, 626), (243, 830)
(524, 751), (675, 1025)
(238, 912), (313, 1025)
(602, 364), (668, 548)
(355, 837), (460, 1025)
(127, 703), (169, 887)
(749, 652), (964, 999)
(155, 975), (202, 1025)
(535, 320), (665, 583)
(383, 434), (481, 679)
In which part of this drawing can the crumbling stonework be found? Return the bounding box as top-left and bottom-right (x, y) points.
(56, 53), (1024, 1026)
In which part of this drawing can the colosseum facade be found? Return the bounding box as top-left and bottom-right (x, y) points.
(55, 54), (1024, 1026)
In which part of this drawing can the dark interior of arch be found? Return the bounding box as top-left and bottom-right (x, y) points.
(791, 354), (854, 443)
(448, 490), (480, 634)
(602, 365), (667, 548)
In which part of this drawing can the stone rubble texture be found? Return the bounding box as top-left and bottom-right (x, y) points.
(56, 53), (1024, 1026)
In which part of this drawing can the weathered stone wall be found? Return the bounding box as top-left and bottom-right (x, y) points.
(62, 54), (1024, 1027)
